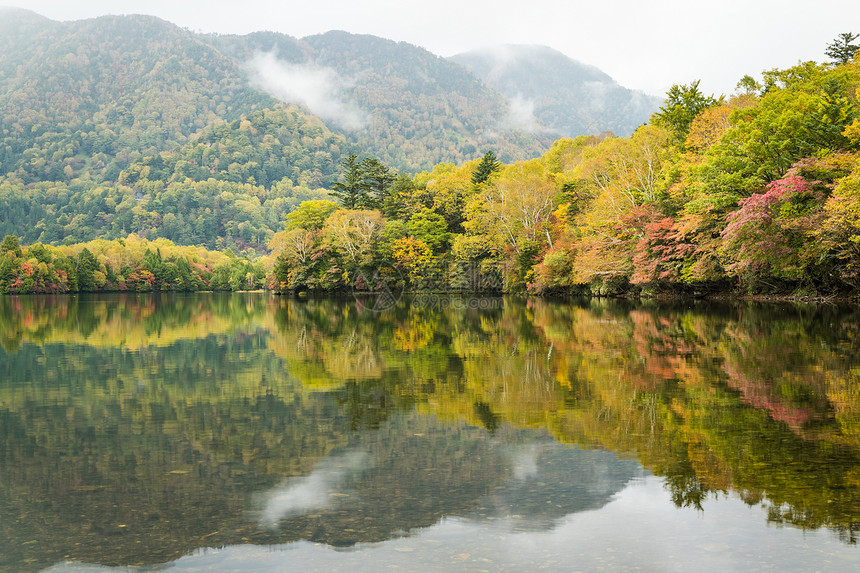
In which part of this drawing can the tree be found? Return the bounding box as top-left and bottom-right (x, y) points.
(360, 158), (396, 210)
(285, 200), (340, 231)
(381, 174), (415, 220)
(736, 75), (761, 96)
(719, 173), (827, 287)
(826, 32), (860, 65)
(391, 236), (434, 286)
(471, 150), (501, 186)
(480, 162), (558, 257)
(330, 155), (367, 209)
(76, 247), (99, 291)
(0, 235), (22, 257)
(323, 209), (385, 265)
(819, 161), (860, 285)
(329, 155), (395, 210)
(407, 209), (451, 253)
(652, 81), (723, 144)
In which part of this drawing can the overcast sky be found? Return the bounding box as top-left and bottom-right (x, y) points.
(4, 0), (858, 97)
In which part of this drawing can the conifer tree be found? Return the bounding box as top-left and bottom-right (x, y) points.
(471, 150), (501, 186)
(826, 32), (860, 65)
(330, 155), (368, 209)
(652, 80), (722, 144)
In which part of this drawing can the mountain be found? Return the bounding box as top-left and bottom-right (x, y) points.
(0, 10), (289, 183)
(0, 10), (351, 251)
(0, 10), (549, 180)
(0, 9), (661, 252)
(450, 45), (662, 137)
(201, 30), (550, 170)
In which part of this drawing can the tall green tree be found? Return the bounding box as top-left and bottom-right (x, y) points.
(471, 150), (501, 186)
(826, 32), (860, 65)
(76, 247), (99, 292)
(0, 235), (22, 257)
(360, 158), (396, 210)
(652, 81), (722, 144)
(330, 155), (368, 209)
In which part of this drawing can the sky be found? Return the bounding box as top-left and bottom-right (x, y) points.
(3, 0), (859, 97)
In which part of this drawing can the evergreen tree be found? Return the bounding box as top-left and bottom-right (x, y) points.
(0, 235), (22, 257)
(360, 157), (396, 210)
(826, 32), (860, 65)
(652, 80), (722, 144)
(471, 150), (501, 186)
(330, 155), (368, 209)
(76, 248), (99, 291)
(382, 174), (415, 219)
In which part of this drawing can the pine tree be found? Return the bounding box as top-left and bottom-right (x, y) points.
(826, 32), (860, 65)
(330, 155), (368, 209)
(471, 150), (501, 186)
(360, 157), (396, 209)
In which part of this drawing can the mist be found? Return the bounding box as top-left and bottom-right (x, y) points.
(247, 51), (366, 130)
(255, 450), (371, 528)
(504, 94), (544, 134)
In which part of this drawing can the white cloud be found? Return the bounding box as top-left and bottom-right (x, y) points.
(509, 443), (541, 481)
(247, 51), (366, 130)
(504, 94), (543, 134)
(255, 450), (370, 528)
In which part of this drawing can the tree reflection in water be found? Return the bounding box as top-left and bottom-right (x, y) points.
(1, 293), (860, 571)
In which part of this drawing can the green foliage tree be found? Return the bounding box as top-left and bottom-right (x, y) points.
(736, 75), (761, 96)
(407, 209), (451, 253)
(76, 247), (99, 292)
(286, 200), (340, 231)
(330, 155), (369, 209)
(360, 158), (396, 210)
(381, 174), (416, 220)
(693, 71), (858, 204)
(652, 81), (722, 144)
(330, 156), (397, 210)
(826, 32), (860, 65)
(471, 150), (501, 186)
(0, 235), (22, 257)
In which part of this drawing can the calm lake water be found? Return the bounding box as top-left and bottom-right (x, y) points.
(2, 292), (860, 572)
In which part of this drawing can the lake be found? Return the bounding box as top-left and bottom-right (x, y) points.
(1, 292), (860, 572)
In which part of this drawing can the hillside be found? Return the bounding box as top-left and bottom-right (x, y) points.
(451, 45), (662, 137)
(0, 9), (284, 183)
(0, 10), (552, 182)
(0, 9), (667, 254)
(202, 30), (550, 170)
(0, 9), (350, 252)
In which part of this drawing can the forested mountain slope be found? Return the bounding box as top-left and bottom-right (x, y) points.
(0, 9), (281, 183)
(0, 8), (666, 255)
(202, 30), (550, 170)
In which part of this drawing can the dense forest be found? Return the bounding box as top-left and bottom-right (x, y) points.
(271, 43), (860, 298)
(0, 234), (269, 294)
(0, 9), (555, 256)
(1, 9), (859, 298)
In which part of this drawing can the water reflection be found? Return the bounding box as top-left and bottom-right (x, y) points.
(35, 477), (860, 573)
(1, 294), (860, 571)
